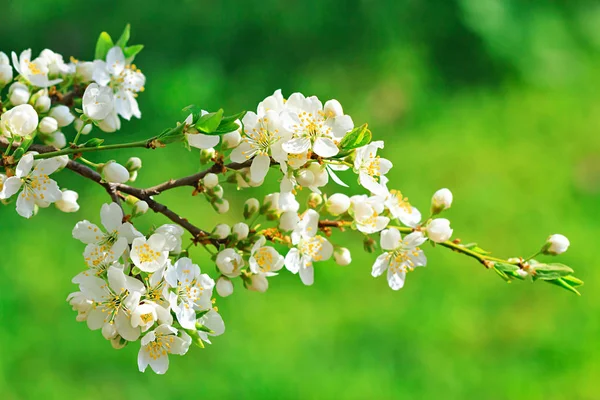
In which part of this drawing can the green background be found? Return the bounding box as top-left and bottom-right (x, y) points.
(1, 1), (599, 398)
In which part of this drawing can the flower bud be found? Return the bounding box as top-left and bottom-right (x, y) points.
(0, 51), (12, 88)
(199, 148), (215, 164)
(544, 234), (570, 255)
(431, 188), (453, 215)
(334, 247), (352, 266)
(307, 162), (328, 187)
(102, 161), (129, 184)
(279, 211), (299, 231)
(212, 198), (230, 214)
(49, 105), (75, 127)
(110, 335), (127, 350)
(307, 193), (323, 208)
(34, 94), (51, 113)
(216, 248), (244, 277)
(125, 157), (142, 172)
(364, 237), (376, 253)
(203, 173), (219, 189)
(0, 104), (39, 137)
(133, 200), (149, 215)
(232, 222), (249, 240)
(246, 273), (268, 292)
(83, 83), (114, 120)
(212, 224), (231, 239)
(210, 185), (224, 199)
(9, 82), (30, 105)
(222, 130), (242, 150)
(55, 190), (79, 213)
(38, 116), (58, 134)
(426, 218), (453, 243)
(128, 170), (138, 182)
(48, 131), (66, 149)
(74, 118), (92, 135)
(244, 198), (260, 219)
(296, 169), (315, 187)
(216, 276), (234, 297)
(102, 323), (118, 340)
(326, 193), (350, 216)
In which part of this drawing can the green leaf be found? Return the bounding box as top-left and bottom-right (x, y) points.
(212, 121), (240, 135)
(493, 262), (519, 273)
(545, 277), (581, 295)
(82, 138), (105, 148)
(195, 109), (224, 134)
(94, 32), (114, 60)
(492, 266), (511, 282)
(220, 111), (246, 125)
(532, 263), (574, 281)
(339, 123), (372, 150)
(123, 44), (144, 60)
(115, 24), (131, 49)
(561, 275), (584, 288)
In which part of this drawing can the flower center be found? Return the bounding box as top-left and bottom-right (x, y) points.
(144, 334), (175, 360)
(135, 243), (161, 264)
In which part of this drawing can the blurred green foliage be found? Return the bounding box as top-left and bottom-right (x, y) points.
(1, 0), (599, 398)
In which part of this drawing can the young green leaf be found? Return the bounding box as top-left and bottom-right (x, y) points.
(545, 277), (581, 295)
(123, 44), (144, 61)
(115, 24), (131, 49)
(195, 109), (224, 134)
(220, 111), (247, 125)
(94, 32), (114, 60)
(532, 263), (574, 281)
(339, 123), (371, 150)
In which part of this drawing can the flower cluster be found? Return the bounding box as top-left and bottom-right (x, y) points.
(69, 203), (223, 374)
(0, 26), (580, 375)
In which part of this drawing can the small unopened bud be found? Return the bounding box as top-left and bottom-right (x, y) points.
(212, 224), (231, 239)
(212, 198), (230, 214)
(74, 118), (93, 135)
(34, 94), (51, 113)
(203, 173), (219, 189)
(246, 273), (268, 292)
(133, 200), (149, 215)
(38, 116), (58, 134)
(125, 157), (142, 172)
(55, 190), (79, 213)
(9, 82), (30, 105)
(210, 185), (224, 199)
(48, 131), (66, 149)
(216, 276), (234, 297)
(426, 218), (453, 243)
(334, 247), (352, 266)
(431, 188), (453, 215)
(49, 105), (75, 127)
(102, 161), (129, 184)
(244, 198), (260, 219)
(307, 192), (323, 209)
(199, 148), (215, 164)
(543, 234), (570, 255)
(232, 222), (249, 240)
(326, 193), (350, 216)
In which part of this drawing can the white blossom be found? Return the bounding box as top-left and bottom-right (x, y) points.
(249, 236), (284, 277)
(38, 116), (58, 134)
(326, 193), (351, 216)
(284, 210), (333, 285)
(165, 258), (215, 329)
(372, 229), (427, 290)
(11, 49), (62, 87)
(131, 234), (169, 273)
(0, 154), (62, 218)
(377, 177), (421, 228)
(0, 104), (39, 137)
(351, 195), (390, 234)
(216, 276), (234, 297)
(8, 82), (30, 105)
(333, 247), (352, 266)
(82, 83), (114, 121)
(103, 161), (129, 183)
(49, 105), (75, 127)
(154, 224), (185, 253)
(0, 51), (12, 87)
(354, 141), (393, 195)
(232, 222), (249, 240)
(431, 188), (453, 214)
(138, 324), (191, 374)
(93, 47), (145, 120)
(216, 248), (244, 278)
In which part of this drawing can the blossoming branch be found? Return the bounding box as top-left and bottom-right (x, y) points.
(0, 25), (582, 375)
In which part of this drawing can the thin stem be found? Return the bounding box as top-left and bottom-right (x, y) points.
(33, 139), (155, 160)
(71, 121), (87, 146)
(3, 136), (14, 156)
(78, 157), (101, 168)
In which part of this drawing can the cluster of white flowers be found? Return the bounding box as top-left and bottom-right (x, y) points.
(1, 27), (578, 375)
(68, 203), (223, 374)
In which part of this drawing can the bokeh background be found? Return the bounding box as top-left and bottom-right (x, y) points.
(1, 0), (599, 398)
